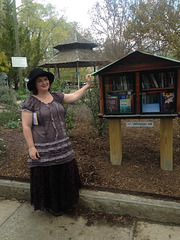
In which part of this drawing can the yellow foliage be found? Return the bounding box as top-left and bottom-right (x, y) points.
(0, 52), (11, 74)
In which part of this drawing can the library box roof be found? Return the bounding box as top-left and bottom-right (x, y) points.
(92, 51), (180, 75)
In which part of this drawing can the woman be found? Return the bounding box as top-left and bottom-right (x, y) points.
(21, 68), (92, 216)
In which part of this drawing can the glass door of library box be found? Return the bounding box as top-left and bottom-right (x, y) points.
(103, 73), (136, 115)
(140, 69), (176, 114)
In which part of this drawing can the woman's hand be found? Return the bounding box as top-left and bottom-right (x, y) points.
(63, 74), (93, 104)
(29, 146), (40, 160)
(86, 74), (92, 86)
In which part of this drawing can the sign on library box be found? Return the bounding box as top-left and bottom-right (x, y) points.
(126, 122), (154, 127)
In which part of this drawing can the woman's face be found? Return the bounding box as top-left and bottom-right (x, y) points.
(35, 76), (50, 93)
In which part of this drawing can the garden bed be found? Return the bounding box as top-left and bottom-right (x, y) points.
(1, 116), (180, 201)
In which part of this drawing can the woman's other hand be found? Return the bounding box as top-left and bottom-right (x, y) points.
(29, 146), (40, 160)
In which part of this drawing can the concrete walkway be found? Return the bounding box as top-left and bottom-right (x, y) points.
(1, 198), (180, 240)
(1, 179), (180, 239)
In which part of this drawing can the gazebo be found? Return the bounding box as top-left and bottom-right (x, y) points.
(38, 31), (109, 88)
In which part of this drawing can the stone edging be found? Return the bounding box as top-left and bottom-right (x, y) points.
(1, 179), (180, 224)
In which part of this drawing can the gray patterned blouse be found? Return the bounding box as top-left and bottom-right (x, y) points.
(22, 92), (75, 168)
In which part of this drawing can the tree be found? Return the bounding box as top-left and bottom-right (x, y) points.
(18, 0), (73, 59)
(17, 0), (75, 81)
(0, 0), (4, 36)
(0, 0), (18, 88)
(89, 0), (137, 61)
(0, 52), (11, 73)
(126, 0), (180, 59)
(0, 0), (15, 57)
(0, 0), (74, 88)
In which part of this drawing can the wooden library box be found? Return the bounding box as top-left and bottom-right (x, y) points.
(92, 51), (180, 170)
(93, 51), (180, 119)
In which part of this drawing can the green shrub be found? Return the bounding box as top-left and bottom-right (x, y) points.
(0, 107), (21, 128)
(16, 94), (28, 101)
(16, 88), (28, 101)
(4, 120), (20, 129)
(0, 93), (14, 105)
(16, 88), (28, 95)
(0, 86), (22, 129)
(51, 79), (69, 93)
(0, 86), (17, 105)
(82, 78), (107, 136)
(65, 105), (75, 136)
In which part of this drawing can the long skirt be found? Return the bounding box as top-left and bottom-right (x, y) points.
(30, 159), (82, 212)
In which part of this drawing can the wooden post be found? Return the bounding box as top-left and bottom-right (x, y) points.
(58, 68), (60, 79)
(109, 119), (122, 165)
(160, 118), (173, 171)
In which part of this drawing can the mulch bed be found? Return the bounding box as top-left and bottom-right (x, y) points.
(1, 116), (180, 202)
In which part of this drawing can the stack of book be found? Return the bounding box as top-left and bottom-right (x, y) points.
(105, 75), (134, 92)
(142, 91), (175, 113)
(141, 71), (175, 89)
(105, 92), (134, 114)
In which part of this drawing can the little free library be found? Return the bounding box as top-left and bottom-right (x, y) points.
(92, 51), (180, 171)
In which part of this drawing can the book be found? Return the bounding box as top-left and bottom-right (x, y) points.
(112, 78), (117, 91)
(160, 72), (165, 88)
(150, 73), (159, 88)
(105, 75), (134, 92)
(142, 103), (160, 113)
(163, 92), (175, 113)
(116, 78), (119, 90)
(126, 76), (131, 90)
(122, 76), (127, 90)
(142, 74), (150, 89)
(141, 71), (175, 90)
(119, 76), (123, 90)
(142, 81), (145, 89)
(160, 92), (164, 112)
(169, 72), (174, 87)
(148, 74), (155, 88)
(142, 92), (147, 104)
(33, 112), (38, 125)
(120, 99), (131, 113)
(106, 96), (119, 114)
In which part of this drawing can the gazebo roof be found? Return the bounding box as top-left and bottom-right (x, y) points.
(38, 31), (109, 69)
(53, 31), (98, 51)
(39, 48), (108, 68)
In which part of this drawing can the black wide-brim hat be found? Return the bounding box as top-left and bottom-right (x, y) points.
(27, 68), (54, 91)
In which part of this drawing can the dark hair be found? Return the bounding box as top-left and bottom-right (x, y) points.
(31, 75), (52, 95)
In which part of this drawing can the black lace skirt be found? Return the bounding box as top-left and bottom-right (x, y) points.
(30, 159), (82, 212)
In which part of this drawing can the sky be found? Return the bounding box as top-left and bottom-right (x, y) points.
(16, 0), (98, 27)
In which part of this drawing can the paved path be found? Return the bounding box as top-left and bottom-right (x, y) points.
(1, 198), (180, 240)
